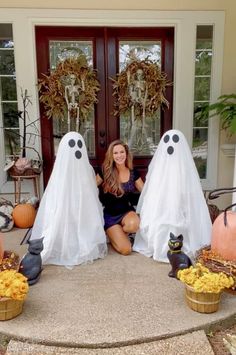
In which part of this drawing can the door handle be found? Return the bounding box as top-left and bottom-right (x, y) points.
(99, 130), (105, 138)
(100, 140), (106, 148)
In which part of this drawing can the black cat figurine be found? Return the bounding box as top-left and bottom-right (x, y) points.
(167, 233), (192, 278)
(19, 237), (44, 285)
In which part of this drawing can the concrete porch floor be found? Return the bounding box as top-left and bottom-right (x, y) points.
(1, 228), (236, 354)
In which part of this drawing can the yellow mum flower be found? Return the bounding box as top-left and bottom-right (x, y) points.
(0, 270), (29, 300)
(19, 283), (29, 294)
(178, 263), (234, 293)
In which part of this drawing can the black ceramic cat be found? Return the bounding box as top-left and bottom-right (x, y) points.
(19, 237), (44, 285)
(167, 233), (192, 278)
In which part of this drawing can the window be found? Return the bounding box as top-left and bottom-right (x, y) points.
(192, 25), (213, 179)
(0, 24), (19, 170)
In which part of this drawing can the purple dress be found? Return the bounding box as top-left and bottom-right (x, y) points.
(98, 169), (140, 230)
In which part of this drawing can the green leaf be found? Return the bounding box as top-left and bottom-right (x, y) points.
(196, 93), (236, 135)
(229, 117), (236, 133)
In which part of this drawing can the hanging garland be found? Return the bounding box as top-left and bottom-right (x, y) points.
(38, 55), (100, 122)
(112, 59), (171, 120)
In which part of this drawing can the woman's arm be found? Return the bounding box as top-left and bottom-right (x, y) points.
(96, 173), (103, 187)
(135, 177), (144, 192)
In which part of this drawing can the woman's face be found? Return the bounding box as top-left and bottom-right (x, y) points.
(112, 144), (127, 165)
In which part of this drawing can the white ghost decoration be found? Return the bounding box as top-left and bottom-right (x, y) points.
(31, 132), (107, 266)
(133, 129), (212, 262)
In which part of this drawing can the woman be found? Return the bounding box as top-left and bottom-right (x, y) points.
(96, 140), (144, 255)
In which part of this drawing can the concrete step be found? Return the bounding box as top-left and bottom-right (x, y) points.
(6, 331), (214, 355)
(2, 228), (234, 354)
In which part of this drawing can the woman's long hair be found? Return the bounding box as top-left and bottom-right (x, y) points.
(102, 140), (133, 197)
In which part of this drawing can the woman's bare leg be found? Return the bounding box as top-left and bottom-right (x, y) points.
(106, 225), (131, 255)
(106, 212), (140, 255)
(121, 211), (140, 234)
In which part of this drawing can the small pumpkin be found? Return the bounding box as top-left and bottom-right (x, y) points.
(211, 203), (236, 261)
(12, 204), (37, 229)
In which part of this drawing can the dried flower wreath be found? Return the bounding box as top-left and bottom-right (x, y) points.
(38, 55), (100, 122)
(112, 59), (171, 120)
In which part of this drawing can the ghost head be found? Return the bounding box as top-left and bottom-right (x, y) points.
(163, 132), (180, 155)
(67, 135), (84, 159)
(53, 132), (91, 181)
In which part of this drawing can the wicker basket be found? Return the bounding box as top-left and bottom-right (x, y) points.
(185, 285), (221, 313)
(0, 297), (23, 320)
(9, 165), (41, 177)
(196, 245), (236, 292)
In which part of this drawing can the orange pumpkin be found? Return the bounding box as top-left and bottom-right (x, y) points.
(12, 204), (37, 229)
(0, 232), (4, 262)
(211, 210), (236, 261)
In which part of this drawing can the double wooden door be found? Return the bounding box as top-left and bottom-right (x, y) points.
(35, 26), (174, 185)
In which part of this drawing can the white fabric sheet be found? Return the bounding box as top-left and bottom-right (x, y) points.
(31, 132), (107, 266)
(133, 129), (212, 262)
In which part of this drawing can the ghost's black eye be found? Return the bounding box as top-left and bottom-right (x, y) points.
(164, 134), (170, 143)
(68, 139), (75, 147)
(172, 134), (179, 143)
(75, 150), (82, 159)
(77, 139), (83, 148)
(167, 146), (174, 155)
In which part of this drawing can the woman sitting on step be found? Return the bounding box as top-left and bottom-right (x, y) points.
(96, 140), (144, 256)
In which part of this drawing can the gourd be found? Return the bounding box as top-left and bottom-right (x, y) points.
(211, 203), (236, 261)
(0, 202), (14, 216)
(0, 212), (14, 232)
(12, 204), (37, 229)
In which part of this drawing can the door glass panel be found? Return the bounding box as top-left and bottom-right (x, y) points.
(0, 24), (19, 171)
(194, 77), (211, 101)
(119, 41), (161, 156)
(192, 25), (213, 179)
(1, 77), (17, 100)
(49, 40), (95, 156)
(4, 128), (21, 156)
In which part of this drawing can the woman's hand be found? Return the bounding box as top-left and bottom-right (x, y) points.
(135, 177), (144, 192)
(96, 173), (103, 187)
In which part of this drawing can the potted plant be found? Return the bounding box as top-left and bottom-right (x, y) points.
(178, 263), (234, 313)
(0, 269), (29, 320)
(3, 88), (42, 176)
(195, 94), (236, 189)
(0, 241), (28, 321)
(195, 93), (236, 135)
